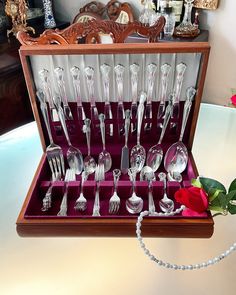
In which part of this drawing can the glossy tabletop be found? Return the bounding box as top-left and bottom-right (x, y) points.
(0, 103), (236, 295)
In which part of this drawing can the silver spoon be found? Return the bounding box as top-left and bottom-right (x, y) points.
(146, 94), (173, 172)
(98, 113), (112, 172)
(54, 96), (83, 175)
(140, 166), (156, 214)
(164, 87), (196, 178)
(83, 118), (96, 174)
(158, 172), (174, 213)
(126, 168), (143, 214)
(130, 92), (146, 172)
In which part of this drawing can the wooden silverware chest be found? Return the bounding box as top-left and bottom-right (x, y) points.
(16, 21), (213, 238)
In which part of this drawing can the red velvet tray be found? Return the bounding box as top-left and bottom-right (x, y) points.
(16, 42), (214, 237)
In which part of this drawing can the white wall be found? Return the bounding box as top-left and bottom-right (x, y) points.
(53, 0), (236, 105)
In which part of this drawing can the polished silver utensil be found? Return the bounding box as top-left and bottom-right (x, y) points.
(37, 90), (65, 177)
(164, 87), (196, 178)
(140, 166), (156, 214)
(98, 113), (112, 172)
(100, 63), (113, 136)
(126, 168), (143, 214)
(54, 67), (73, 120)
(157, 63), (171, 119)
(158, 172), (174, 213)
(84, 66), (99, 125)
(54, 96), (84, 175)
(109, 169), (121, 214)
(120, 109), (131, 174)
(70, 66), (86, 122)
(114, 64), (125, 135)
(57, 169), (76, 216)
(74, 171), (88, 211)
(92, 164), (105, 217)
(41, 163), (61, 212)
(38, 69), (58, 122)
(83, 118), (96, 174)
(130, 63), (140, 133)
(144, 63), (157, 132)
(146, 94), (173, 172)
(172, 62), (187, 119)
(130, 92), (146, 172)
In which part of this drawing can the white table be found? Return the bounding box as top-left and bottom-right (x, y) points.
(0, 103), (236, 295)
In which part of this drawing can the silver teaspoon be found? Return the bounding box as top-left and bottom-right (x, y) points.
(126, 168), (143, 214)
(98, 113), (112, 172)
(83, 118), (96, 174)
(130, 92), (146, 172)
(140, 166), (156, 214)
(158, 172), (174, 213)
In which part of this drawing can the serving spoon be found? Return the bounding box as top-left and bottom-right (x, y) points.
(146, 94), (173, 172)
(54, 96), (83, 175)
(164, 87), (196, 179)
(130, 92), (146, 172)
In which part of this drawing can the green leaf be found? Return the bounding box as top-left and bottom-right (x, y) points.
(231, 88), (236, 95)
(191, 178), (202, 188)
(209, 205), (224, 213)
(227, 190), (236, 214)
(229, 179), (236, 193)
(218, 192), (229, 210)
(199, 177), (226, 195)
(209, 189), (224, 202)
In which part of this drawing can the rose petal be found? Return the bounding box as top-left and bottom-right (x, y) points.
(182, 208), (208, 217)
(231, 95), (236, 106)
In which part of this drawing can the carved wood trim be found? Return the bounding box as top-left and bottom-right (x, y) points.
(73, 0), (134, 24)
(17, 18), (165, 45)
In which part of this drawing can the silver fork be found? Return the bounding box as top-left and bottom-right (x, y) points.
(37, 90), (65, 177)
(74, 171), (88, 211)
(41, 170), (61, 211)
(109, 169), (121, 214)
(92, 164), (105, 217)
(57, 169), (76, 216)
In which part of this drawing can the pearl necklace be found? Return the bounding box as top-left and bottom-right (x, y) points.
(136, 206), (236, 270)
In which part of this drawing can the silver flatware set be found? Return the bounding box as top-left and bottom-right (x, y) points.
(37, 62), (195, 216)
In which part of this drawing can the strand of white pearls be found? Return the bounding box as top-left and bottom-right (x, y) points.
(136, 206), (236, 271)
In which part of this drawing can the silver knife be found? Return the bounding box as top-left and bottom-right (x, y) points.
(121, 109), (131, 174)
(54, 67), (73, 120)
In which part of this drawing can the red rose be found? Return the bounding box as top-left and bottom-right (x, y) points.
(174, 187), (209, 213)
(231, 94), (236, 106)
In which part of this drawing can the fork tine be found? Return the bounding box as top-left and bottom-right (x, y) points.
(60, 153), (65, 176)
(48, 158), (55, 176)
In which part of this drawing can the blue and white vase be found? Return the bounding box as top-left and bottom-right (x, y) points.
(42, 0), (56, 29)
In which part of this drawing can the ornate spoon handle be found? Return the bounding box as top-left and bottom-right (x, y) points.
(179, 87), (196, 141)
(70, 66), (85, 121)
(130, 63), (140, 133)
(101, 63), (113, 136)
(157, 63), (171, 119)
